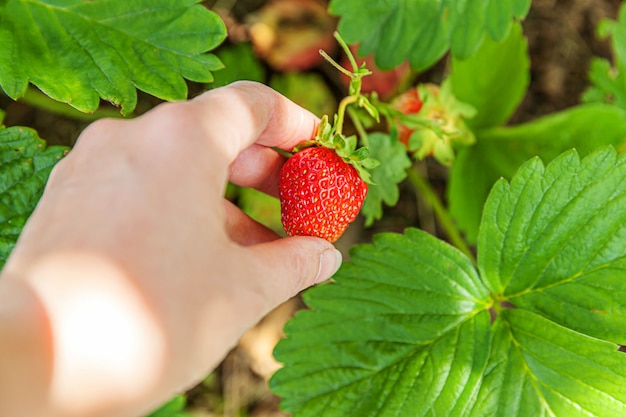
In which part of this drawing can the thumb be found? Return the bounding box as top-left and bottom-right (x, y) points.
(247, 236), (343, 304)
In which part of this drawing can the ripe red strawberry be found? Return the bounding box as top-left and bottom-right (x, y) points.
(279, 146), (368, 243)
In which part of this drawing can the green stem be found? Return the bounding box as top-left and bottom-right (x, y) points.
(406, 165), (476, 263)
(272, 146), (293, 158)
(347, 107), (369, 147)
(319, 49), (354, 79)
(18, 87), (126, 121)
(334, 31), (358, 73)
(336, 95), (358, 136)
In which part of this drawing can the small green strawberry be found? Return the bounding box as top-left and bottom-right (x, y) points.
(279, 146), (368, 242)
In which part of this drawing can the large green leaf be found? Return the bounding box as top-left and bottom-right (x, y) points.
(271, 229), (491, 416)
(273, 146), (626, 416)
(469, 147), (626, 415)
(448, 104), (626, 244)
(0, 126), (68, 269)
(0, 0), (226, 114)
(470, 310), (626, 417)
(479, 147), (626, 344)
(329, 0), (531, 71)
(360, 132), (411, 226)
(450, 22), (529, 130)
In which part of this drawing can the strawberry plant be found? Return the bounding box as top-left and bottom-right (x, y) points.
(273, 145), (626, 415)
(270, 3), (626, 417)
(278, 35), (379, 243)
(3, 0), (626, 416)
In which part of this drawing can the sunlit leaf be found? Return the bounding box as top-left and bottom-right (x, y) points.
(448, 104), (626, 244)
(479, 147), (626, 344)
(274, 146), (626, 416)
(470, 309), (626, 417)
(271, 229), (491, 416)
(0, 0), (226, 114)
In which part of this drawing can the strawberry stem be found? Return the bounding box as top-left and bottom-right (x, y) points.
(272, 146), (294, 158)
(406, 165), (475, 263)
(348, 107), (369, 147)
(313, 31), (380, 183)
(319, 49), (354, 79)
(334, 31), (359, 74)
(335, 95), (358, 136)
(319, 32), (371, 97)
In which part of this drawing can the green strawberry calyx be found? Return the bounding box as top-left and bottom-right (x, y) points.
(293, 32), (380, 184)
(294, 115), (379, 184)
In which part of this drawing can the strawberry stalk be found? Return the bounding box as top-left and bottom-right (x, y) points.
(297, 32), (381, 183)
(335, 95), (357, 136)
(278, 33), (381, 243)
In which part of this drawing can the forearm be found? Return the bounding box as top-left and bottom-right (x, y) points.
(0, 257), (170, 417)
(0, 275), (51, 417)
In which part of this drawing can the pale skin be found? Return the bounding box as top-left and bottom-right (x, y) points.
(0, 81), (342, 417)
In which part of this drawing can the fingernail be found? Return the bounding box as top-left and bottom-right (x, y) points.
(316, 248), (342, 283)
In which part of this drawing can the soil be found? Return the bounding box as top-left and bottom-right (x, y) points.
(512, 0), (621, 123)
(0, 0), (622, 415)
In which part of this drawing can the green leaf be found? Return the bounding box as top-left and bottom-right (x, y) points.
(449, 0), (486, 60)
(583, 3), (626, 110)
(0, 0), (226, 114)
(448, 104), (626, 244)
(271, 147), (626, 417)
(470, 309), (626, 417)
(360, 133), (411, 226)
(274, 146), (626, 416)
(511, 0), (532, 18)
(450, 22), (529, 130)
(582, 58), (626, 107)
(0, 126), (68, 270)
(210, 42), (266, 88)
(479, 146), (626, 344)
(328, 0), (531, 71)
(473, 147), (626, 415)
(271, 229), (491, 416)
(350, 146), (369, 161)
(485, 0), (511, 40)
(145, 395), (191, 417)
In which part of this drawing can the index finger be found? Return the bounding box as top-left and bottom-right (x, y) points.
(190, 81), (319, 163)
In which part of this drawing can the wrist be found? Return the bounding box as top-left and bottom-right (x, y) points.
(0, 275), (52, 417)
(0, 255), (167, 417)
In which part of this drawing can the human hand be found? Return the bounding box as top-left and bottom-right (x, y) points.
(0, 81), (342, 417)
